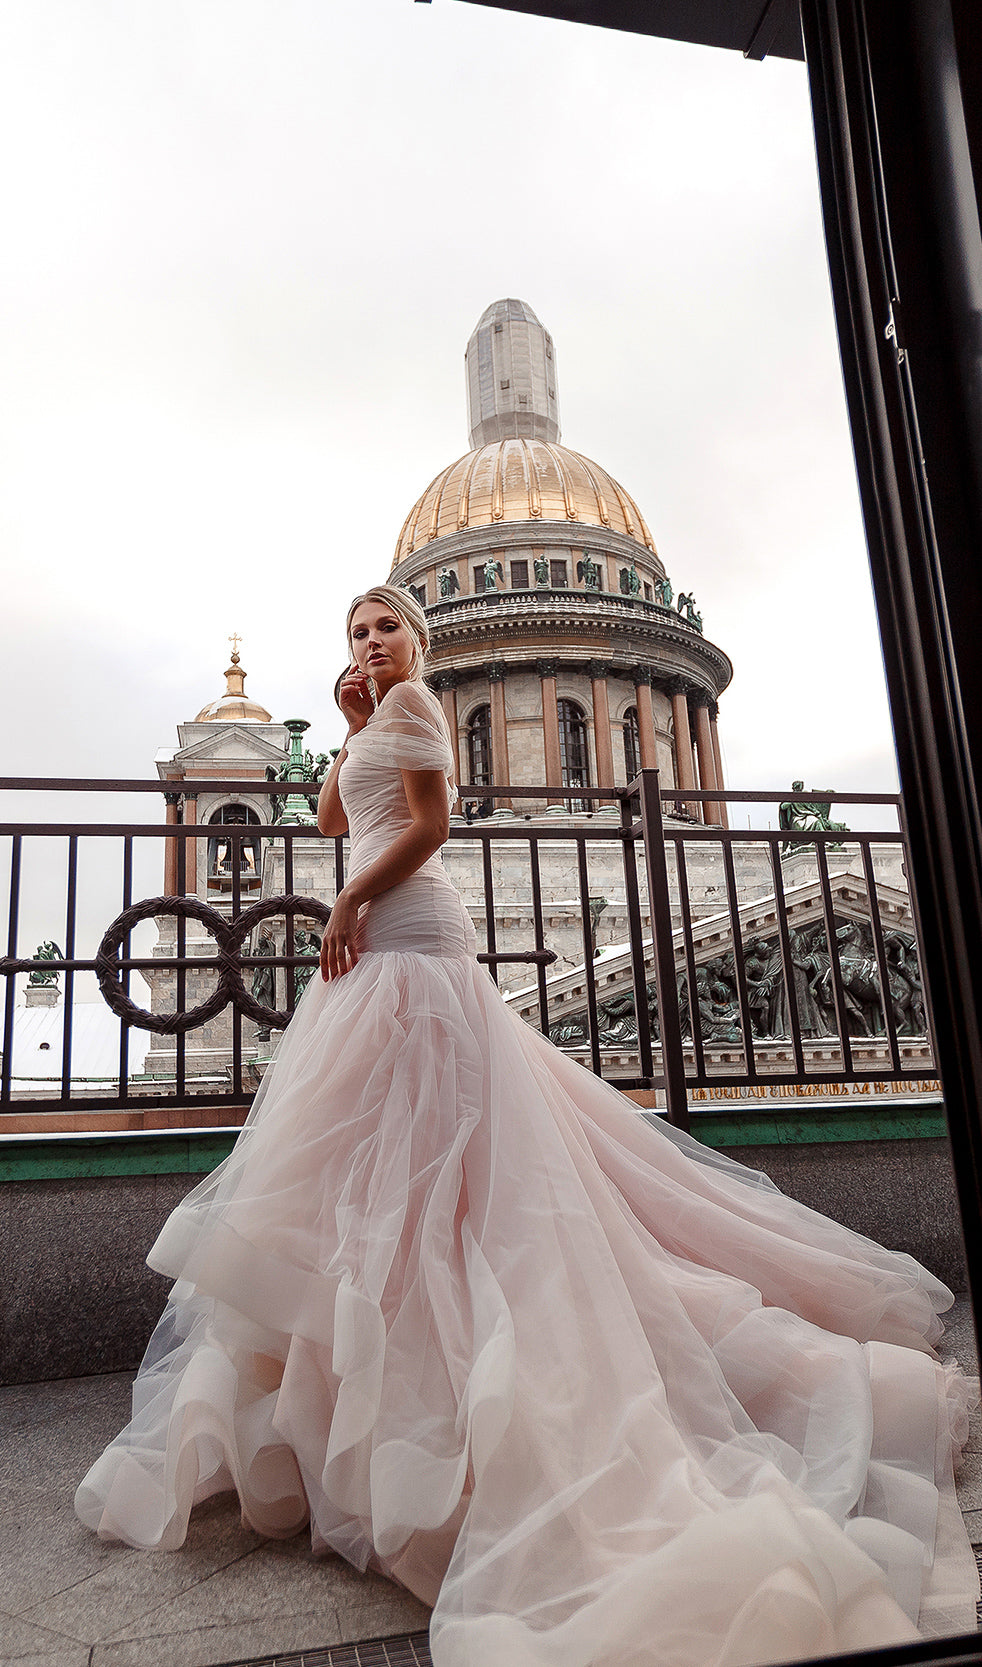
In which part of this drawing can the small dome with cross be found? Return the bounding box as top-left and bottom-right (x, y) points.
(194, 636), (273, 723)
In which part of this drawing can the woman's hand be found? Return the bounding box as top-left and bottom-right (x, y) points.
(337, 665), (375, 734)
(320, 887), (362, 982)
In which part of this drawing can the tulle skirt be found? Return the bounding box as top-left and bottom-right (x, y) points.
(75, 948), (979, 1666)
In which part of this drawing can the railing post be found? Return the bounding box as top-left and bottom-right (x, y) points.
(638, 769), (689, 1131)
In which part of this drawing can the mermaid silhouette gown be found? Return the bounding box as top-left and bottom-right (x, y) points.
(76, 680), (980, 1666)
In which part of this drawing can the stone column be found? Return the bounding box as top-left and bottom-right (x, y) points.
(632, 670), (658, 770)
(667, 678), (700, 819)
(486, 663), (512, 812)
(537, 659), (564, 805)
(586, 660), (615, 801)
(708, 699), (728, 828)
(431, 670), (461, 788)
(182, 792), (198, 895)
(692, 700), (723, 827)
(164, 791), (181, 896)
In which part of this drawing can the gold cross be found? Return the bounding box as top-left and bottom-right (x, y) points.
(228, 632), (242, 658)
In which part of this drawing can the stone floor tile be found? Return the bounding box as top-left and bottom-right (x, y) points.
(939, 1302), (980, 1369)
(265, 1545), (410, 1602)
(0, 1606), (89, 1661)
(0, 1654), (92, 1667)
(260, 1526), (320, 1560)
(956, 1461), (982, 1513)
(0, 1657), (91, 1667)
(1, 1401), (130, 1507)
(173, 1491), (268, 1564)
(90, 1610), (342, 1667)
(958, 1453), (982, 1505)
(287, 1548), (432, 1638)
(0, 1475), (53, 1521)
(0, 1494), (145, 1615)
(0, 1371), (129, 1434)
(99, 1546), (344, 1641)
(21, 1499), (270, 1643)
(333, 1585), (432, 1641)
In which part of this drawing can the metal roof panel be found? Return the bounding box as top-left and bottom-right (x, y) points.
(451, 0), (804, 62)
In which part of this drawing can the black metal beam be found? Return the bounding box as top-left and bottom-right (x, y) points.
(451, 0), (804, 60)
(800, 0), (982, 1352)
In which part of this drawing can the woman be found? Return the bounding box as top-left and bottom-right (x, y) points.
(77, 584), (978, 1666)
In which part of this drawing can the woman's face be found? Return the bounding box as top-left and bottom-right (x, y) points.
(348, 601), (419, 695)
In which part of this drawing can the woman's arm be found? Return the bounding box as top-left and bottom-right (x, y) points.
(320, 766), (449, 982)
(316, 747), (350, 836)
(317, 667), (376, 836)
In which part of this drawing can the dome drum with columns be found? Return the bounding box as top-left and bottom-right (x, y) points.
(390, 300), (732, 821)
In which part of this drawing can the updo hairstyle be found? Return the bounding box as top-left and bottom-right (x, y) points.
(345, 584), (429, 683)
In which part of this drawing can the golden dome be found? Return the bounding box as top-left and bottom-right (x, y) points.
(194, 649), (272, 723)
(391, 439), (657, 567)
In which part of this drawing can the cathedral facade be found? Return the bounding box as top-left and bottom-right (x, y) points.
(390, 299), (733, 819)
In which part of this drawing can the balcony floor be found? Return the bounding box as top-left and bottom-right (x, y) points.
(1, 1305), (979, 1666)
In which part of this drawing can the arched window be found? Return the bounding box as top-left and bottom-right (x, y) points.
(623, 706), (641, 780)
(466, 706), (493, 786)
(207, 805), (262, 887)
(558, 699), (590, 790)
(465, 705), (494, 819)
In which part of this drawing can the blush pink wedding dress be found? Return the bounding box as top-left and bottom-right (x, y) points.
(76, 679), (980, 1666)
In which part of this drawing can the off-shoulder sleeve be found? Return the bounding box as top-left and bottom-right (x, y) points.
(344, 681), (455, 775)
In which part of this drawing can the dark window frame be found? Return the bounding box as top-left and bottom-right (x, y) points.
(466, 704), (493, 786)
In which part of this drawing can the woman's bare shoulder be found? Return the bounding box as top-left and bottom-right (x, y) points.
(377, 680), (446, 723)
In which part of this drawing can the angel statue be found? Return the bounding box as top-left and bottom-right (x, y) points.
(677, 592), (703, 631)
(533, 555), (550, 586)
(28, 941), (63, 987)
(250, 930), (277, 1042)
(438, 566), (460, 599)
(482, 559), (504, 592)
(577, 554), (602, 591)
(293, 928), (322, 1001)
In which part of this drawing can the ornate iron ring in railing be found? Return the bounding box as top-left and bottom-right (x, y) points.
(95, 894), (331, 1034)
(224, 895), (332, 1030)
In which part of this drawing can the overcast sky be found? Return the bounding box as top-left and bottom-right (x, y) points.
(0, 0), (897, 805)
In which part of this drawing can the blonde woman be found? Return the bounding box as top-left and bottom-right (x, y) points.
(78, 584), (979, 1666)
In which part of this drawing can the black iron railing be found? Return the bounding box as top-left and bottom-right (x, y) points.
(0, 775), (934, 1129)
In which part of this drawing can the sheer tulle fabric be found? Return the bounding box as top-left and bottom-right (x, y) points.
(76, 681), (979, 1665)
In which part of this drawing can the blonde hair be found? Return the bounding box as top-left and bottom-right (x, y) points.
(346, 584), (429, 682)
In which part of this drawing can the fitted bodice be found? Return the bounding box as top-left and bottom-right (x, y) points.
(338, 681), (476, 960)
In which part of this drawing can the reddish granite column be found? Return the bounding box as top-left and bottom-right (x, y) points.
(693, 701), (723, 827)
(182, 792), (198, 895)
(163, 791), (181, 897)
(487, 664), (512, 811)
(668, 679), (700, 819)
(537, 660), (563, 805)
(587, 660), (615, 801)
(433, 671), (462, 790)
(709, 701), (728, 828)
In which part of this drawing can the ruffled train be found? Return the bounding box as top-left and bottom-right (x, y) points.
(76, 950), (980, 1666)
